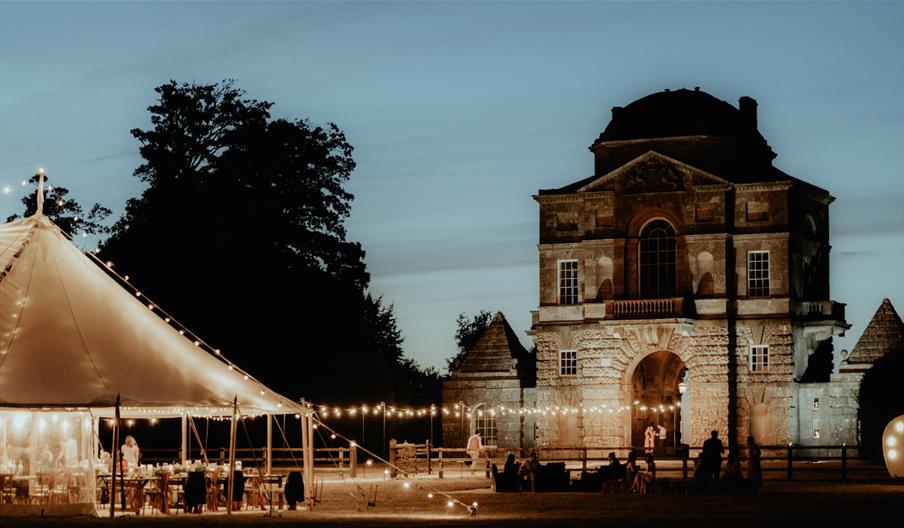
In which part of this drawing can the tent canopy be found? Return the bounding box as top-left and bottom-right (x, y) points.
(0, 213), (303, 417)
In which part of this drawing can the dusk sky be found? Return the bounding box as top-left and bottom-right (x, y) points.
(1, 1), (902, 371)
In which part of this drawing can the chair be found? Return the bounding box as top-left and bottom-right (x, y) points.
(183, 471), (206, 513)
(230, 471), (245, 510)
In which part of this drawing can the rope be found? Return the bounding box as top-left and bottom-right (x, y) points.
(312, 414), (478, 516)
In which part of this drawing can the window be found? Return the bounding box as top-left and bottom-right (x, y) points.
(812, 418), (821, 440)
(749, 345), (769, 373)
(639, 220), (676, 298)
(559, 349), (577, 376)
(558, 260), (579, 305)
(747, 251), (770, 297)
(471, 404), (497, 446)
(813, 398), (820, 411)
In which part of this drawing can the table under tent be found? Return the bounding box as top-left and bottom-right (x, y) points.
(0, 182), (314, 516)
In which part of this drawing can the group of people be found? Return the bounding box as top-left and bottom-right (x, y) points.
(693, 431), (762, 488)
(598, 450), (656, 494)
(498, 451), (541, 492)
(642, 424), (668, 454)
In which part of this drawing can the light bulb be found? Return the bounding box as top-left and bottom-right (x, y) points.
(447, 500), (454, 508)
(402, 481), (410, 489)
(2, 186), (10, 194)
(427, 492), (433, 499)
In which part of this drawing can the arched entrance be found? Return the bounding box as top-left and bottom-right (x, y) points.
(630, 351), (686, 452)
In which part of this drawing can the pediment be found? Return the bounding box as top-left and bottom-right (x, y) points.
(577, 151), (730, 194)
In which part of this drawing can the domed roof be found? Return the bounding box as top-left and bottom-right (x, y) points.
(594, 88), (764, 143)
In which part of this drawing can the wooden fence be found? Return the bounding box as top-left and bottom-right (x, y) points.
(138, 443), (879, 481)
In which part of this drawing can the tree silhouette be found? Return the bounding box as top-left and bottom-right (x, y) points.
(101, 80), (433, 403)
(447, 310), (494, 371)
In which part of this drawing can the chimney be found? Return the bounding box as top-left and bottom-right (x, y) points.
(739, 96), (758, 132)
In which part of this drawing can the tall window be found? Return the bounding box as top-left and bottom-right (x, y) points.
(560, 349), (577, 376)
(471, 403), (497, 446)
(749, 345), (769, 373)
(747, 251), (770, 297)
(639, 220), (676, 298)
(558, 260), (579, 305)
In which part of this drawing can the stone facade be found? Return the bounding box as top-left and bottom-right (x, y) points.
(442, 313), (537, 449)
(530, 88), (850, 451)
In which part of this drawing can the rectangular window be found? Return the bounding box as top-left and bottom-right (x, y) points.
(749, 345), (769, 373)
(559, 349), (577, 376)
(812, 418), (821, 439)
(813, 398), (820, 411)
(747, 251), (770, 297)
(558, 260), (579, 305)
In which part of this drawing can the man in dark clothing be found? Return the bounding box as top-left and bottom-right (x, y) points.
(701, 430), (725, 483)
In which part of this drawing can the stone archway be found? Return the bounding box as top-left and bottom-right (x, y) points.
(629, 351), (686, 451)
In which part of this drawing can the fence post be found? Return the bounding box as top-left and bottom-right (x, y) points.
(438, 450), (444, 479)
(787, 445), (793, 481)
(350, 444), (358, 478)
(339, 448), (345, 468)
(427, 440), (432, 475)
(841, 445), (847, 481)
(389, 439), (397, 478)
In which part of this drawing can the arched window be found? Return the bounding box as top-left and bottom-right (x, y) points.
(640, 220), (676, 298)
(471, 403), (497, 446)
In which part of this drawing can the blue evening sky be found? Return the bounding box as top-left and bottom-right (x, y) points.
(1, 1), (902, 370)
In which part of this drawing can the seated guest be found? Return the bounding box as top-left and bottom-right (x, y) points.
(603, 452), (625, 481)
(518, 451), (540, 492)
(633, 453), (656, 495)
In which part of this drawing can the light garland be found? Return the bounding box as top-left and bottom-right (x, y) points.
(312, 400), (682, 420)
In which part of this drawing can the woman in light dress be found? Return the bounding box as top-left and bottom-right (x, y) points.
(121, 435), (140, 469)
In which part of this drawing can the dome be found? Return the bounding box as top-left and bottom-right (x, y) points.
(594, 88), (764, 144)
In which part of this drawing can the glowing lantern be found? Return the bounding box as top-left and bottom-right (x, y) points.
(883, 415), (904, 478)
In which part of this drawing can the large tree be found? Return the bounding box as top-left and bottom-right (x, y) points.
(101, 80), (430, 403)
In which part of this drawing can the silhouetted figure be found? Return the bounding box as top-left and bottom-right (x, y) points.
(604, 451), (625, 481)
(503, 454), (518, 479)
(518, 451), (539, 492)
(746, 436), (762, 486)
(285, 470), (304, 510)
(702, 430), (725, 486)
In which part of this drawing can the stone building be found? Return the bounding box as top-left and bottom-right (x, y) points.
(530, 88), (851, 452)
(442, 312), (536, 449)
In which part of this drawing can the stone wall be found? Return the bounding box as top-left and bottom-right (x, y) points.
(442, 377), (535, 449)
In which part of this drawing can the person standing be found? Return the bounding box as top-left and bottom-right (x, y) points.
(121, 435), (140, 470)
(746, 436), (762, 486)
(644, 425), (655, 454)
(466, 430), (482, 468)
(701, 430), (725, 484)
(657, 424), (667, 453)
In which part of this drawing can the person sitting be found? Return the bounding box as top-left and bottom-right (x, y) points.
(284, 470), (304, 510)
(518, 451), (539, 492)
(502, 454), (519, 490)
(633, 453), (656, 495)
(602, 451), (625, 482)
(622, 451), (639, 494)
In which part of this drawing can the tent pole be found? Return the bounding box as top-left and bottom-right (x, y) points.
(266, 414), (273, 475)
(181, 415), (188, 462)
(110, 397), (120, 517)
(226, 397), (238, 515)
(301, 412), (311, 507)
(305, 413), (315, 509)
